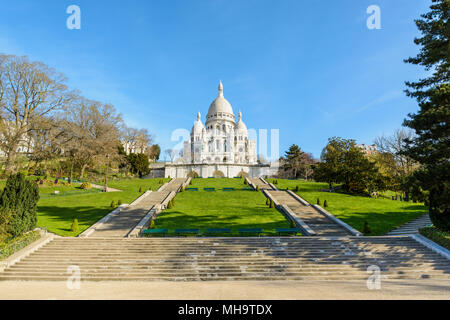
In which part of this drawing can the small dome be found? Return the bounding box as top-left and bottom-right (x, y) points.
(235, 111), (248, 133)
(192, 111), (205, 134)
(206, 81), (235, 119)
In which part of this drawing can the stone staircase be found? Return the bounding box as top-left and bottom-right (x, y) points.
(248, 178), (274, 190)
(87, 178), (187, 238)
(269, 191), (352, 236)
(386, 214), (432, 236)
(1, 237), (448, 281)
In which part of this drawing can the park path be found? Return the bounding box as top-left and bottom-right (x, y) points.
(86, 178), (187, 238)
(386, 214), (432, 236)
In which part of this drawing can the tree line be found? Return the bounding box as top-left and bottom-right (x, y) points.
(0, 54), (161, 182)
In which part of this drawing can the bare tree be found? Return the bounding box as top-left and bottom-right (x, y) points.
(60, 97), (123, 181)
(0, 54), (72, 174)
(374, 128), (418, 177)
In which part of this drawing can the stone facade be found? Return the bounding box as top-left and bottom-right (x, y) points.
(159, 81), (270, 178)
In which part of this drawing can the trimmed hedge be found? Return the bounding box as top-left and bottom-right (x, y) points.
(0, 230), (41, 260)
(419, 226), (450, 250)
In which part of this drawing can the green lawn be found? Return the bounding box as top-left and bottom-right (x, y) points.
(34, 178), (168, 237)
(154, 178), (292, 236)
(268, 179), (428, 236)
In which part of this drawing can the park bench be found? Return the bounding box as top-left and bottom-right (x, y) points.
(241, 187), (253, 191)
(223, 188), (235, 191)
(142, 228), (168, 237)
(186, 188), (199, 191)
(238, 228), (262, 236)
(175, 228), (199, 236)
(205, 228), (231, 235)
(275, 228), (299, 236)
(204, 188), (216, 191)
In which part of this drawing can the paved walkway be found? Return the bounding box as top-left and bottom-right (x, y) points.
(386, 214), (432, 236)
(87, 178), (187, 238)
(1, 279), (449, 300)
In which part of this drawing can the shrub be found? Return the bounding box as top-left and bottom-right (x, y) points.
(167, 200), (173, 209)
(168, 175), (171, 179)
(269, 199), (274, 208)
(118, 199), (123, 206)
(34, 168), (46, 177)
(139, 186), (143, 193)
(295, 185), (299, 192)
(256, 186), (260, 192)
(244, 179), (248, 185)
(0, 207), (13, 242)
(149, 186), (152, 191)
(187, 171), (199, 178)
(363, 221), (371, 235)
(71, 219), (79, 233)
(80, 182), (92, 190)
(110, 200), (117, 208)
(0, 173), (40, 238)
(324, 200), (328, 208)
(266, 198), (270, 205)
(149, 220), (155, 229)
(317, 198), (321, 205)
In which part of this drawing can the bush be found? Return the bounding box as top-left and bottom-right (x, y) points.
(110, 200), (117, 208)
(324, 200), (328, 208)
(149, 186), (152, 191)
(244, 179), (248, 185)
(363, 221), (371, 235)
(149, 220), (155, 229)
(266, 198), (270, 205)
(256, 186), (260, 192)
(0, 173), (40, 238)
(71, 219), (79, 233)
(139, 186), (143, 193)
(80, 182), (92, 190)
(118, 199), (123, 206)
(0, 207), (13, 242)
(269, 199), (274, 208)
(34, 168), (46, 176)
(419, 226), (450, 250)
(295, 185), (299, 192)
(317, 198), (321, 206)
(167, 200), (173, 209)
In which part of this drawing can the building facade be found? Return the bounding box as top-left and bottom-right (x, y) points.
(164, 81), (270, 178)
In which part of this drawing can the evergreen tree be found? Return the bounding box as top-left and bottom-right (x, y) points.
(403, 0), (450, 231)
(0, 173), (40, 237)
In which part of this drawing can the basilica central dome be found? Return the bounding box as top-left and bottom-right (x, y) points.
(206, 81), (235, 122)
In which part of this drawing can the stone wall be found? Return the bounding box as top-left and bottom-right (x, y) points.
(163, 163), (270, 178)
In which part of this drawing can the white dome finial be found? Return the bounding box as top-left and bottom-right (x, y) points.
(238, 110), (242, 121)
(197, 111), (201, 121)
(218, 80), (223, 97)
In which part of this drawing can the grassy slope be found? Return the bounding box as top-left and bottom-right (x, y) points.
(269, 179), (428, 236)
(36, 178), (168, 237)
(154, 178), (291, 235)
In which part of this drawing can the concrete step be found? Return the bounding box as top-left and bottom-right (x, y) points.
(2, 236), (448, 282)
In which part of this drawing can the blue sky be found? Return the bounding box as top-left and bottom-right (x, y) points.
(0, 0), (429, 160)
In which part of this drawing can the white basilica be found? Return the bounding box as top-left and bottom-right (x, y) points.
(182, 81), (257, 165)
(163, 81), (270, 178)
